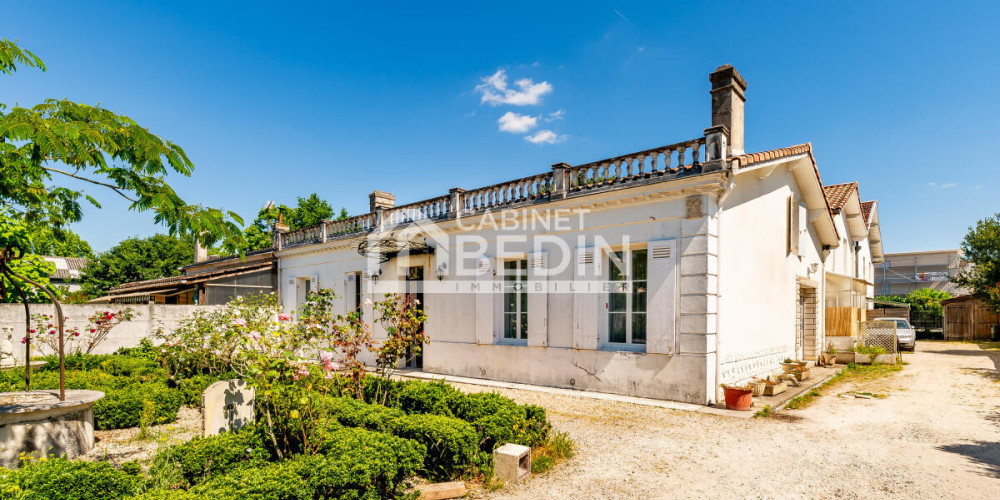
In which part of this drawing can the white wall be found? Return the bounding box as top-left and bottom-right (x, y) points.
(717, 166), (827, 384)
(0, 303), (213, 360)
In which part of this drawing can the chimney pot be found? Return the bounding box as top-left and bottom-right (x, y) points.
(709, 64), (747, 156)
(369, 190), (396, 212)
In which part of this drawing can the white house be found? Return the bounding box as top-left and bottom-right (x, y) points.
(273, 65), (883, 405)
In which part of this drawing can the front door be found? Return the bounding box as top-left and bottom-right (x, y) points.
(404, 266), (424, 369)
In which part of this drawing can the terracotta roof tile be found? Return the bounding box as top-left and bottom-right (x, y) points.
(728, 143), (813, 167)
(861, 200), (876, 226)
(822, 182), (859, 212)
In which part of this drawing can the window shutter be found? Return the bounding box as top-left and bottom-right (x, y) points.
(646, 239), (677, 354)
(527, 251), (548, 347)
(788, 194), (800, 256)
(285, 274), (297, 310)
(344, 272), (357, 314)
(572, 247), (600, 350)
(310, 272), (320, 290)
(475, 258), (495, 345)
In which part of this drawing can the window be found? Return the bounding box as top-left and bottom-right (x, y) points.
(503, 259), (528, 340)
(787, 194), (800, 256)
(608, 248), (647, 345)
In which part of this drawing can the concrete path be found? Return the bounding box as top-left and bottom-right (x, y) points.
(465, 341), (1000, 499)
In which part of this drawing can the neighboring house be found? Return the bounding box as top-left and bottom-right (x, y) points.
(41, 256), (88, 292)
(874, 249), (969, 297)
(91, 250), (276, 305)
(273, 65), (883, 405)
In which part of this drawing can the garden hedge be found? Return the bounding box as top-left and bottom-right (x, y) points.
(147, 428), (273, 489)
(135, 427), (424, 500)
(324, 396), (477, 480)
(0, 457), (139, 500)
(92, 383), (184, 430)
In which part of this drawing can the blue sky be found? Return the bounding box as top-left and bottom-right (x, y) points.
(2, 1), (997, 253)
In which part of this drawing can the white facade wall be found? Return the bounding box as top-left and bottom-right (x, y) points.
(716, 166), (827, 386)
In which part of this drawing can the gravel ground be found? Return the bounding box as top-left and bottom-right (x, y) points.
(83, 406), (202, 466)
(465, 341), (1000, 500)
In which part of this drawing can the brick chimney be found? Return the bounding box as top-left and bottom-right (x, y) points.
(708, 64), (747, 156)
(369, 190), (396, 212)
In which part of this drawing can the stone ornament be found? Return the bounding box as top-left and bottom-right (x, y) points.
(202, 379), (255, 437)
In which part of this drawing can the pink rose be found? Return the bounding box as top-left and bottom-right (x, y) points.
(277, 313), (291, 322)
(248, 331), (261, 342)
(233, 318), (247, 327)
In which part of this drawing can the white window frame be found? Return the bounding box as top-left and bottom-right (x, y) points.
(602, 245), (648, 352)
(498, 257), (529, 345)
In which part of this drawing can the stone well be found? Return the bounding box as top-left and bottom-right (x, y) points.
(0, 390), (104, 467)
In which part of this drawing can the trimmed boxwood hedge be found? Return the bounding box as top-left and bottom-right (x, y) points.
(147, 428), (273, 489)
(364, 378), (551, 452)
(0, 457), (139, 500)
(135, 427), (424, 500)
(324, 396), (477, 480)
(93, 383), (184, 430)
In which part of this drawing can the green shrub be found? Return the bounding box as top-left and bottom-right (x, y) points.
(393, 380), (460, 416)
(93, 383), (184, 430)
(148, 428), (272, 489)
(138, 427), (424, 500)
(0, 457), (138, 500)
(114, 338), (159, 361)
(173, 374), (228, 407)
(324, 397), (476, 480)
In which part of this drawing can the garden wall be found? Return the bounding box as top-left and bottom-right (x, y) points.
(0, 304), (215, 360)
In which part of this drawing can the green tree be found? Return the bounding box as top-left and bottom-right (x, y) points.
(954, 212), (1000, 311)
(905, 288), (952, 315)
(26, 226), (93, 258)
(0, 210), (58, 303)
(0, 38), (243, 250)
(80, 235), (195, 298)
(223, 194), (346, 253)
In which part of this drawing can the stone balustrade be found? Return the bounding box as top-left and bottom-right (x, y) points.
(277, 136), (709, 250)
(460, 173), (553, 214)
(562, 138), (706, 193)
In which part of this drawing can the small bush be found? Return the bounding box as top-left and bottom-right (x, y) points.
(148, 428), (272, 489)
(173, 373), (229, 407)
(0, 457), (138, 500)
(325, 396), (477, 480)
(93, 383), (184, 430)
(114, 338), (159, 361)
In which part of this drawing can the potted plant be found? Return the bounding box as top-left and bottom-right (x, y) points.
(721, 383), (754, 411)
(854, 345), (893, 364)
(792, 365), (811, 381)
(763, 378), (787, 396)
(781, 358), (799, 374)
(749, 377), (766, 397)
(820, 346), (837, 366)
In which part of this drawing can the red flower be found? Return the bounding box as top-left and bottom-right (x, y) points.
(29, 329), (35, 333)
(90, 328), (96, 333)
(73, 332), (80, 337)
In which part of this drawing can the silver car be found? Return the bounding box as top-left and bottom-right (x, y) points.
(883, 317), (916, 351)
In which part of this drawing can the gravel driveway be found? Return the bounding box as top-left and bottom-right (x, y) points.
(464, 341), (1000, 499)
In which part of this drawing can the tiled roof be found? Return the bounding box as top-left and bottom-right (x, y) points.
(822, 182), (859, 212)
(40, 256), (88, 281)
(728, 143), (813, 167)
(109, 259), (274, 294)
(861, 201), (876, 226)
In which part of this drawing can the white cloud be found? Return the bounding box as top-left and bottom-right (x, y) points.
(476, 69), (553, 106)
(498, 112), (538, 133)
(940, 183), (957, 188)
(546, 109), (565, 121)
(524, 129), (565, 145)
(928, 182), (936, 186)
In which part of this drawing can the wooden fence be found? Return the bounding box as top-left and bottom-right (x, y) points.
(825, 307), (867, 337)
(943, 297), (1000, 340)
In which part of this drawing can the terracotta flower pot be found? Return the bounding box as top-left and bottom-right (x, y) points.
(722, 386), (753, 411)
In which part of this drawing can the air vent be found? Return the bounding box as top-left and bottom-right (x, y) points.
(577, 250), (594, 265)
(478, 260), (490, 272)
(652, 245), (672, 259)
(530, 255), (545, 268)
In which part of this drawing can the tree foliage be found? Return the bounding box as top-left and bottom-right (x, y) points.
(954, 212), (1000, 311)
(223, 194), (346, 253)
(26, 225), (93, 258)
(0, 38), (243, 249)
(0, 210), (57, 303)
(80, 235), (194, 298)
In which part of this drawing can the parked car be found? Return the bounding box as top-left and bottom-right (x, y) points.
(883, 317), (916, 351)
